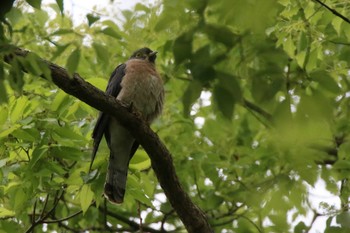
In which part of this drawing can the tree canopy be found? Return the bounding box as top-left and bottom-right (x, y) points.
(1, 0), (350, 232)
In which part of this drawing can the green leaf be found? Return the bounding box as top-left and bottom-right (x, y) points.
(56, 0), (64, 15)
(153, 0), (188, 31)
(53, 126), (86, 142)
(204, 24), (237, 47)
(34, 9), (48, 26)
(216, 72), (242, 101)
(13, 188), (26, 212)
(50, 29), (74, 36)
(129, 150), (151, 171)
(86, 78), (107, 90)
(0, 105), (8, 126)
(305, 48), (318, 72)
(80, 170), (98, 184)
(338, 142), (350, 160)
(134, 3), (150, 13)
(283, 36), (296, 58)
(189, 45), (220, 83)
(213, 84), (235, 119)
(86, 13), (100, 27)
(333, 160), (350, 170)
(182, 80), (202, 116)
(0, 220), (21, 233)
(332, 16), (343, 35)
(0, 80), (8, 104)
(0, 207), (15, 218)
(310, 70), (340, 94)
(4, 7), (21, 27)
(12, 128), (38, 142)
(294, 221), (308, 233)
(10, 96), (29, 123)
(92, 42), (109, 65)
(202, 191), (224, 209)
(51, 90), (70, 112)
(336, 212), (350, 228)
(188, 0), (208, 14)
(0, 158), (8, 168)
(0, 63), (4, 80)
(0, 124), (20, 139)
(128, 175), (153, 207)
(80, 185), (94, 214)
(251, 68), (283, 103)
(51, 44), (70, 61)
(325, 226), (348, 233)
(46, 161), (66, 176)
(66, 48), (81, 76)
(9, 59), (24, 92)
(173, 31), (193, 64)
(26, 0), (41, 9)
(295, 51), (306, 68)
(18, 53), (43, 76)
(37, 58), (52, 80)
(99, 27), (121, 39)
(50, 146), (84, 161)
(297, 32), (308, 53)
(29, 146), (48, 169)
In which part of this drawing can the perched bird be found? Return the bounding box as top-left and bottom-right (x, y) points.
(91, 47), (164, 204)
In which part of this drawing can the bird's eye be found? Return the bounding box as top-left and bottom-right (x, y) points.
(136, 52), (142, 57)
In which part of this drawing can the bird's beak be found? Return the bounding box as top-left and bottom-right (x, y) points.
(150, 51), (158, 57)
(149, 51), (158, 62)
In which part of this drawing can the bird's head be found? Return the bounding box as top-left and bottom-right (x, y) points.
(130, 47), (158, 63)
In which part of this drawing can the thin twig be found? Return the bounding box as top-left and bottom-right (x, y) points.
(103, 199), (108, 229)
(242, 99), (272, 122)
(239, 215), (263, 233)
(25, 191), (64, 233)
(285, 58), (292, 92)
(138, 201), (143, 233)
(242, 99), (272, 128)
(306, 211), (321, 233)
(161, 209), (176, 232)
(43, 210), (83, 224)
(327, 40), (350, 46)
(97, 204), (165, 233)
(31, 198), (37, 224)
(40, 194), (50, 219)
(312, 0), (350, 24)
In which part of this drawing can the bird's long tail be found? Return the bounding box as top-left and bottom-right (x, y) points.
(104, 162), (128, 204)
(103, 119), (137, 204)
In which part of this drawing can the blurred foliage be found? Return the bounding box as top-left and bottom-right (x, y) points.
(1, 0), (350, 232)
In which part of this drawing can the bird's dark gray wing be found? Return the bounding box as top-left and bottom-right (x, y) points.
(90, 64), (126, 170)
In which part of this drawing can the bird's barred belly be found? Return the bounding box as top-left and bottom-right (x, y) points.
(117, 73), (164, 122)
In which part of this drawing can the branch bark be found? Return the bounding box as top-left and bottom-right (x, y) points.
(3, 46), (213, 233)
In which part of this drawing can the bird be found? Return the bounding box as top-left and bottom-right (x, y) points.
(90, 47), (164, 204)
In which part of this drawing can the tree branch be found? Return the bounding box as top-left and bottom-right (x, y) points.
(25, 190), (64, 233)
(97, 205), (168, 233)
(43, 210), (83, 224)
(3, 46), (213, 233)
(242, 98), (272, 127)
(312, 0), (350, 24)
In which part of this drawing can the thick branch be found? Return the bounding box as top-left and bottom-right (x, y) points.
(4, 47), (213, 233)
